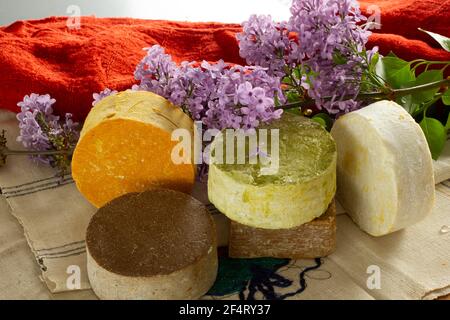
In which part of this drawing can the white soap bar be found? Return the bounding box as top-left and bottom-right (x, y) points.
(331, 100), (435, 236)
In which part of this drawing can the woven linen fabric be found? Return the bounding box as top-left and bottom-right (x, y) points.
(0, 108), (449, 298)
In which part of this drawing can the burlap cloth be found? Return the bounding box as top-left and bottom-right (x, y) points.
(0, 111), (449, 300)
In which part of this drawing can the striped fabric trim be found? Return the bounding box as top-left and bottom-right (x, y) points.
(1, 174), (74, 199)
(0, 173), (87, 261)
(35, 240), (86, 253)
(37, 247), (86, 260)
(35, 240), (87, 261)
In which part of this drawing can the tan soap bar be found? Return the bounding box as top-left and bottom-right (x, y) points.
(228, 200), (336, 259)
(72, 90), (196, 208)
(86, 189), (218, 300)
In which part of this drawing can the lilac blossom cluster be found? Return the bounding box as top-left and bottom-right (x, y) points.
(17, 93), (79, 165)
(133, 45), (284, 130)
(237, 0), (377, 114)
(92, 88), (118, 106)
(237, 15), (293, 77)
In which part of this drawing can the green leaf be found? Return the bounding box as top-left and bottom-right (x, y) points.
(293, 67), (302, 80)
(312, 113), (333, 131)
(332, 51), (347, 65)
(380, 55), (415, 89)
(286, 90), (301, 103)
(420, 116), (447, 160)
(387, 51), (398, 58)
(286, 108), (302, 116)
(411, 70), (443, 104)
(274, 93), (281, 107)
(398, 94), (419, 115)
(369, 52), (380, 72)
(446, 113), (450, 131)
(418, 28), (450, 52)
(443, 88), (450, 106)
(374, 55), (387, 85)
(282, 77), (292, 85)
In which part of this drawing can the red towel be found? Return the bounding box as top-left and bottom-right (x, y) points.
(0, 0), (449, 121)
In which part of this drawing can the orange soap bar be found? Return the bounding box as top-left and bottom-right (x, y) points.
(72, 90), (195, 208)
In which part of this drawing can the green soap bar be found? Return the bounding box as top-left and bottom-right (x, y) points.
(213, 113), (336, 185)
(208, 113), (337, 229)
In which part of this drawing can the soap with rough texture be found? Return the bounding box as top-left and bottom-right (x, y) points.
(229, 200), (336, 259)
(72, 90), (195, 208)
(331, 100), (435, 236)
(86, 189), (217, 300)
(208, 112), (337, 229)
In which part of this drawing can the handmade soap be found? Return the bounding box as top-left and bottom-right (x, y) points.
(208, 112), (337, 229)
(229, 200), (336, 259)
(86, 189), (218, 300)
(72, 90), (195, 208)
(331, 100), (435, 236)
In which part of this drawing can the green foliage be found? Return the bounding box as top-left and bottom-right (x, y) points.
(378, 54), (415, 89)
(420, 117), (447, 160)
(286, 108), (302, 116)
(312, 113), (333, 131)
(369, 52), (380, 74)
(419, 28), (450, 52)
(446, 113), (450, 131)
(374, 49), (450, 159)
(443, 88), (450, 106)
(411, 70), (443, 104)
(286, 90), (301, 103)
(332, 51), (347, 65)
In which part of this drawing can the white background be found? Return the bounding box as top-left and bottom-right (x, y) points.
(0, 0), (293, 26)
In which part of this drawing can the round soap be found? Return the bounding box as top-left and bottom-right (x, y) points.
(72, 90), (196, 208)
(331, 100), (435, 236)
(208, 112), (337, 229)
(86, 189), (218, 300)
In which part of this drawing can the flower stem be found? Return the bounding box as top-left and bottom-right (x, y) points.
(279, 78), (450, 110)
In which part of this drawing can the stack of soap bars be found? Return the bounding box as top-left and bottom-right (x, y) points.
(208, 113), (338, 259)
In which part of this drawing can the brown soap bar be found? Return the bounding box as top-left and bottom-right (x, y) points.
(86, 189), (218, 300)
(228, 200), (336, 259)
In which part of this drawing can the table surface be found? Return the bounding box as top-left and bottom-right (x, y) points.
(0, 0), (291, 26)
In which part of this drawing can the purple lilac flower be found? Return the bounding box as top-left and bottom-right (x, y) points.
(133, 45), (179, 97)
(134, 45), (284, 131)
(238, 0), (378, 115)
(237, 15), (292, 77)
(288, 0), (374, 113)
(16, 94), (56, 154)
(16, 93), (79, 166)
(92, 88), (118, 106)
